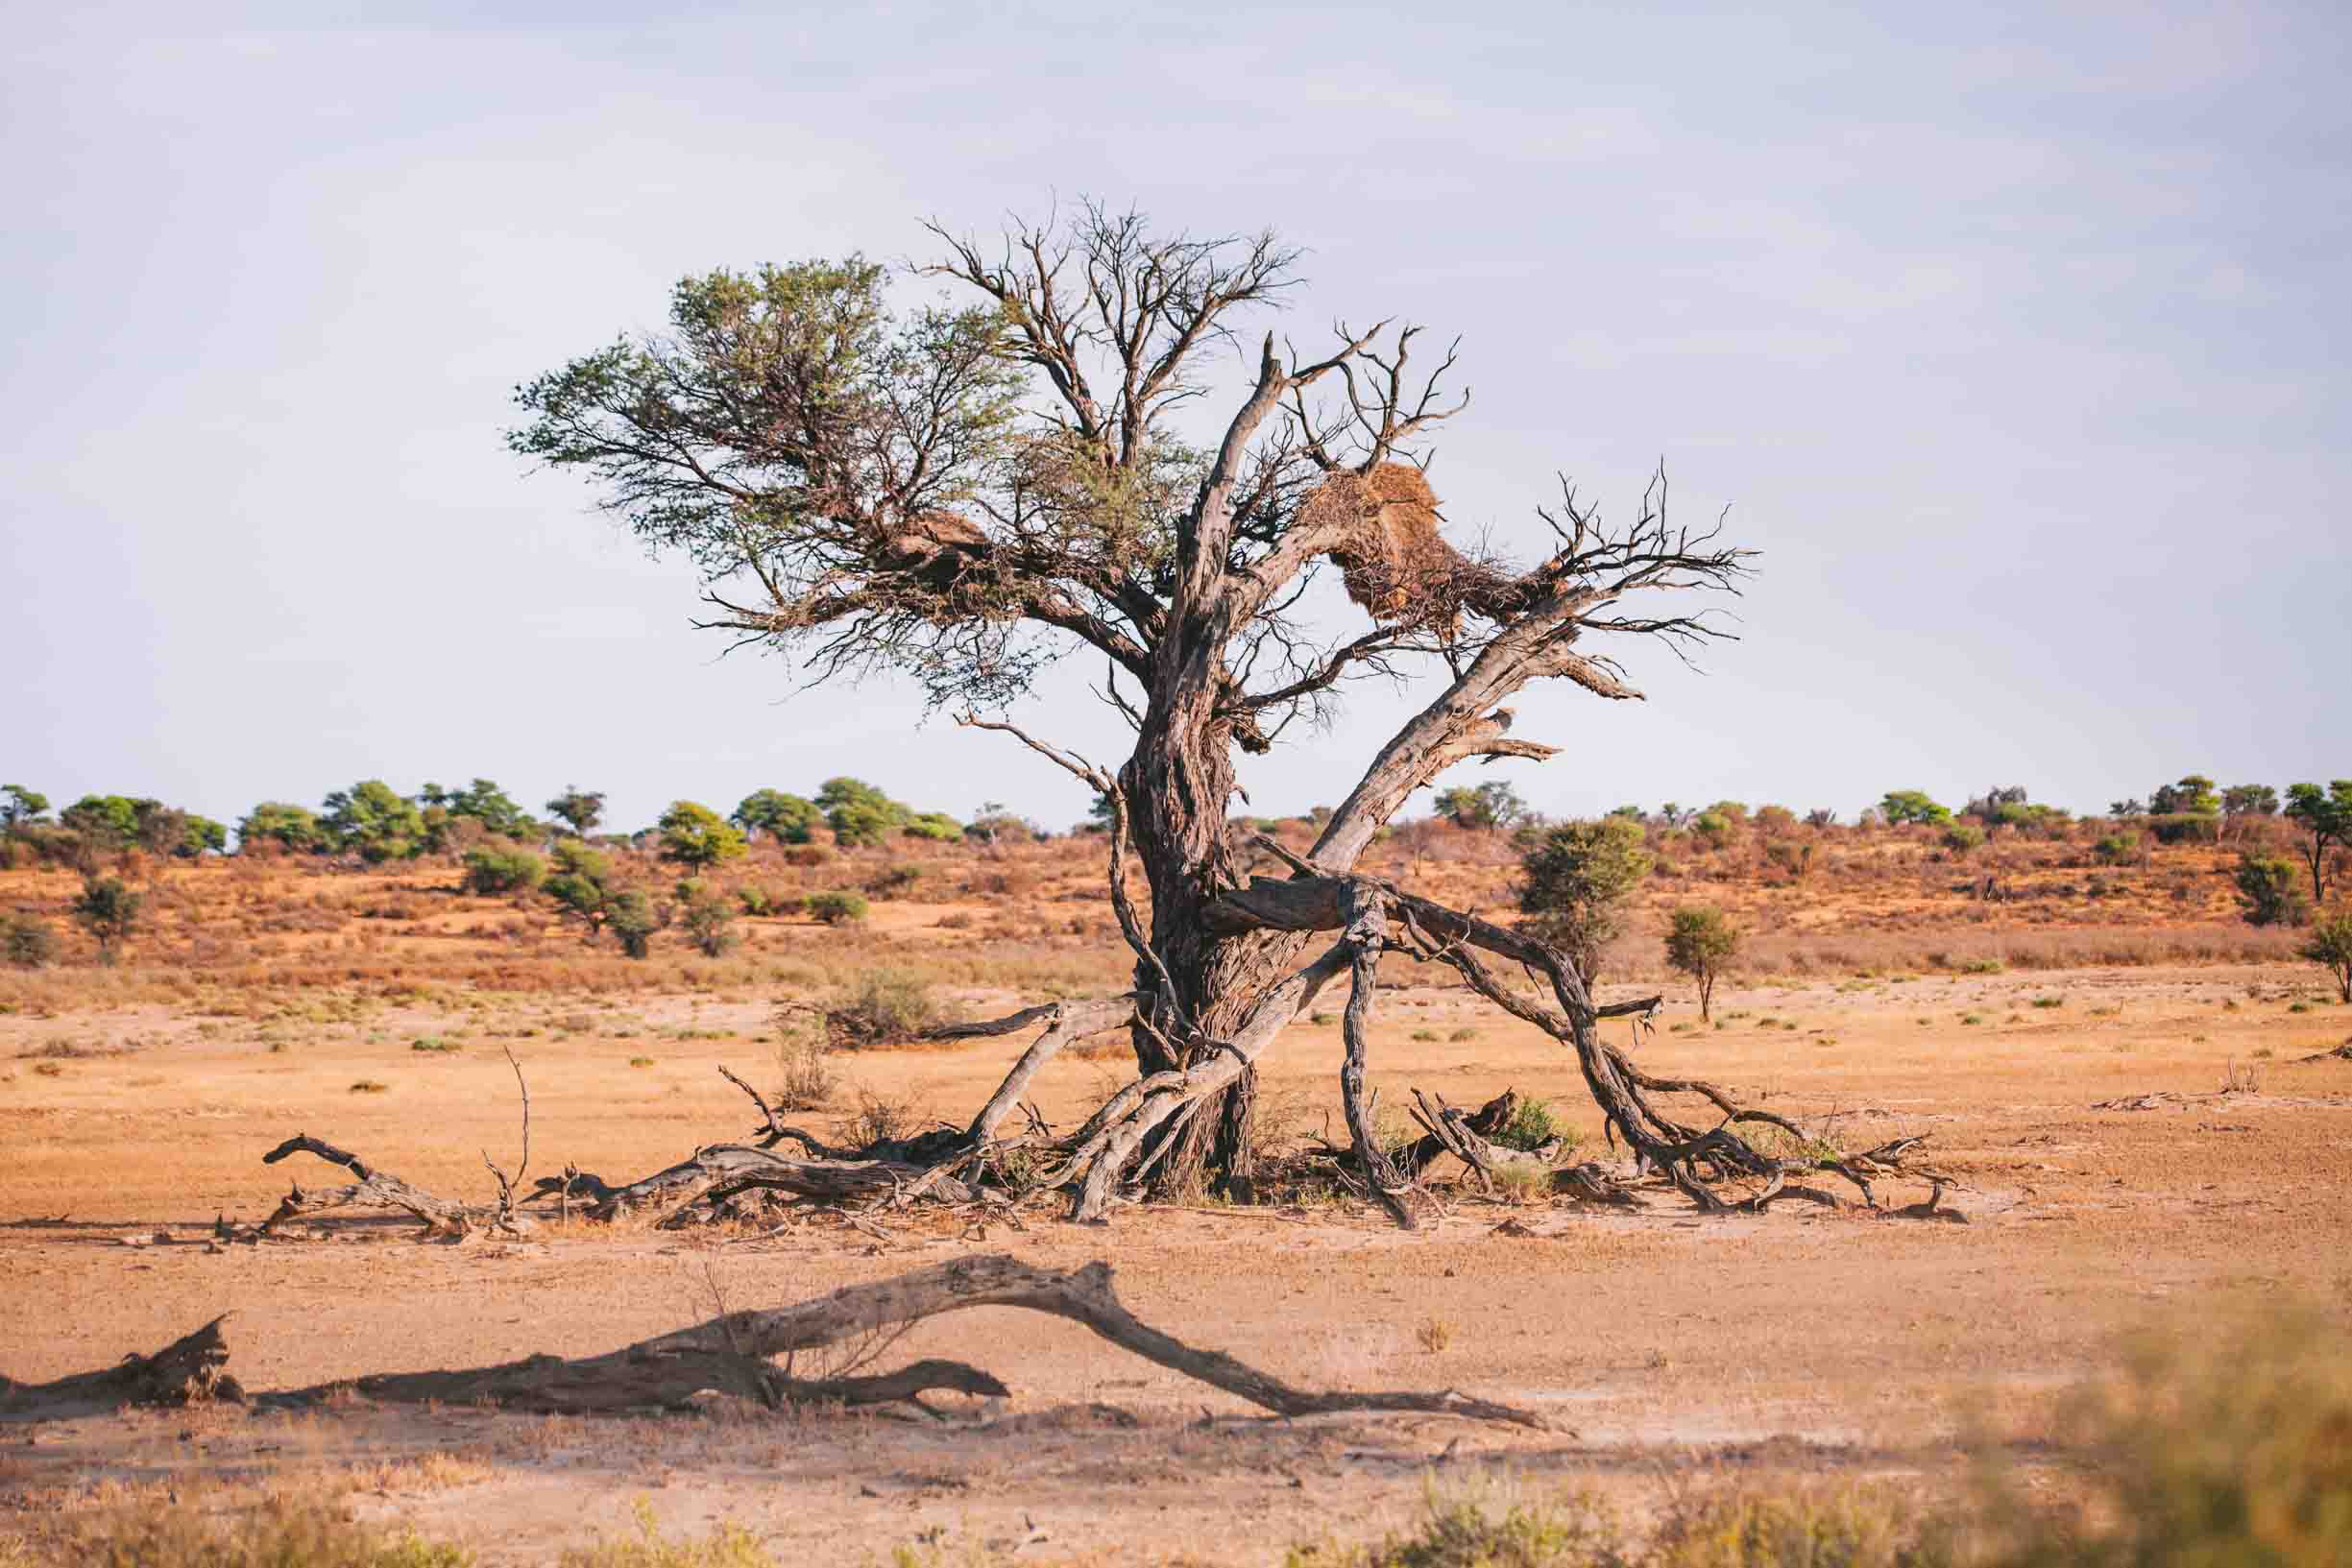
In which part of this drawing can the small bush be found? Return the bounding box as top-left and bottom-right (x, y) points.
(823, 966), (938, 1047)
(806, 890), (868, 926)
(461, 846), (544, 895)
(736, 886), (799, 917)
(2234, 853), (2313, 928)
(72, 875), (141, 960)
(2094, 832), (2140, 865)
(861, 862), (928, 901)
(1941, 825), (1985, 855)
(409, 1036), (460, 1053)
(560, 1500), (779, 1568)
(2149, 811), (2220, 845)
(1491, 1097), (1559, 1152)
(773, 1031), (835, 1110)
(38, 1494), (473, 1568)
(2302, 908), (2352, 1003)
(3, 912), (59, 969)
(678, 886), (738, 957)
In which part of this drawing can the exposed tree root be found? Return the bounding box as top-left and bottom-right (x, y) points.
(5, 1258), (1546, 1429)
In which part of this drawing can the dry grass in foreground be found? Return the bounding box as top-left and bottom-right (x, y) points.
(10, 1311), (2347, 1568)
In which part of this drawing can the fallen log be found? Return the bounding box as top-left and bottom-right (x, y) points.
(9, 1258), (1546, 1429)
(258, 1135), (524, 1234)
(0, 1316), (241, 1418)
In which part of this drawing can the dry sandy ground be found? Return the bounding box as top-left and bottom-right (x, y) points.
(5, 964), (2351, 1563)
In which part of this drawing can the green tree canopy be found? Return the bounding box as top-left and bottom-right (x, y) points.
(2284, 782), (2352, 905)
(1516, 816), (1653, 985)
(1664, 905), (1739, 1021)
(237, 801), (326, 853)
(1879, 789), (1952, 826)
(732, 788), (823, 844)
(1, 785), (49, 830)
(544, 785), (606, 838)
(657, 800), (747, 870)
(818, 777), (909, 848)
(321, 780), (426, 861)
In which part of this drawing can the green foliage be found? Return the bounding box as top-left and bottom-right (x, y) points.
(1692, 810), (1732, 842)
(2148, 812), (2219, 846)
(60, 793), (140, 849)
(736, 885), (799, 917)
(2301, 908), (2352, 1002)
(805, 890), (869, 925)
(901, 810), (962, 842)
(2221, 783), (2279, 819)
(71, 875), (141, 959)
(2149, 773), (2220, 817)
(4, 912), (59, 968)
(175, 814), (229, 857)
(823, 966), (941, 1048)
(677, 883), (738, 956)
(1664, 906), (1739, 1021)
(731, 788), (822, 844)
(544, 840), (620, 938)
(1436, 781), (1530, 832)
(656, 800), (746, 870)
(1941, 825), (1985, 855)
(863, 862), (928, 900)
(1, 784), (50, 830)
(2233, 854), (2310, 928)
(433, 778), (537, 840)
(462, 847), (545, 895)
(1879, 789), (1952, 826)
(816, 777), (908, 847)
(322, 780), (426, 861)
(2284, 781), (2352, 903)
(544, 784), (606, 837)
(237, 801), (326, 853)
(508, 258), (1027, 705)
(1492, 1098), (1560, 1153)
(2094, 832), (2140, 866)
(607, 889), (663, 958)
(1516, 817), (1652, 984)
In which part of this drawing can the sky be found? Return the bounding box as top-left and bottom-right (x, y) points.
(4, 1), (2345, 835)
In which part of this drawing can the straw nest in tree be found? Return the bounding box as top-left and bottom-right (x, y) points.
(1303, 462), (1509, 635)
(879, 510), (991, 592)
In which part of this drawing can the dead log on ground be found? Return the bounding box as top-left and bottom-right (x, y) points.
(257, 1135), (526, 1235)
(12, 1258), (1545, 1428)
(0, 1317), (241, 1418)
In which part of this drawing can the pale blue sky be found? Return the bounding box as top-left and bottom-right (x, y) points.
(5, 2), (2345, 833)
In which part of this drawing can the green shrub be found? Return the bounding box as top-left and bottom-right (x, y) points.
(823, 966), (938, 1047)
(1879, 789), (1952, 826)
(730, 787), (820, 844)
(900, 811), (962, 842)
(461, 846), (544, 895)
(1492, 1097), (1559, 1153)
(607, 890), (663, 958)
(2149, 812), (2220, 846)
(3, 912), (59, 969)
(71, 875), (141, 961)
(2233, 853), (2311, 927)
(678, 885), (738, 957)
(862, 862), (928, 901)
(806, 890), (868, 925)
(2094, 832), (2140, 865)
(736, 886), (800, 917)
(1941, 825), (1985, 854)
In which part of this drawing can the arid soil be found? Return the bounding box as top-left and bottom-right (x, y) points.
(7, 922), (2350, 1562)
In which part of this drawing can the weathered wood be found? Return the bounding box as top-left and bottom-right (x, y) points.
(960, 996), (1139, 1145)
(1337, 882), (1417, 1229)
(578, 1144), (970, 1221)
(0, 1317), (240, 1418)
(258, 1134), (521, 1233)
(18, 1258), (1544, 1430)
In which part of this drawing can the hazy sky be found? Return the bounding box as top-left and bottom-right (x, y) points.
(5, 2), (2345, 834)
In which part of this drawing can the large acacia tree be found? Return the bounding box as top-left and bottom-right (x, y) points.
(513, 204), (1926, 1222)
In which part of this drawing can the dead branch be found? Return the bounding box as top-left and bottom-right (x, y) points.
(257, 1135), (504, 1234)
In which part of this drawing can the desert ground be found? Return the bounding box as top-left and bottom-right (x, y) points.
(3, 822), (2349, 1563)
